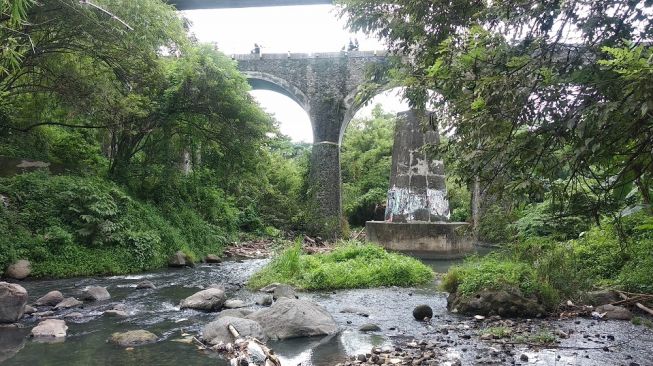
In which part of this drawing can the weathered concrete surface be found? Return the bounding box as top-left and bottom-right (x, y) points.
(385, 110), (449, 222)
(366, 221), (473, 259)
(235, 52), (389, 235)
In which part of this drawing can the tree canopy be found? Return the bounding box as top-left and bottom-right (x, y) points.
(338, 0), (653, 219)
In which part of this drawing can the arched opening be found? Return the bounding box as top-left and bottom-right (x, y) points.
(340, 87), (408, 227)
(244, 72), (313, 143)
(340, 87), (466, 228)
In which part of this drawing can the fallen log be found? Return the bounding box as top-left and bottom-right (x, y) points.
(618, 291), (653, 316)
(222, 323), (281, 366)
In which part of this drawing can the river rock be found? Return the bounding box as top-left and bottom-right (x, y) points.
(0, 325), (27, 363)
(217, 308), (254, 319)
(135, 280), (156, 290)
(64, 312), (83, 319)
(104, 309), (128, 317)
(23, 305), (36, 315)
(180, 288), (226, 311)
(0, 282), (28, 323)
(413, 304), (433, 320)
(273, 284), (298, 300)
(54, 297), (83, 310)
(596, 304), (633, 320)
(359, 323), (381, 332)
(31, 319), (67, 339)
(205, 254), (221, 263)
(447, 288), (545, 317)
(247, 298), (337, 340)
(256, 294), (273, 306)
(168, 251), (193, 267)
(259, 283), (282, 293)
(202, 316), (267, 345)
(109, 330), (157, 347)
(223, 299), (246, 309)
(35, 290), (65, 306)
(585, 290), (620, 306)
(81, 286), (110, 301)
(4, 260), (31, 280)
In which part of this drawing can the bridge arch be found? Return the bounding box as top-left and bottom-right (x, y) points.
(242, 71), (311, 113)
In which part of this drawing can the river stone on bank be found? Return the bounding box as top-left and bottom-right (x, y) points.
(30, 319), (67, 339)
(109, 330), (158, 347)
(273, 284), (298, 300)
(4, 261), (31, 280)
(596, 304), (633, 320)
(202, 316), (267, 345)
(0, 282), (28, 323)
(205, 254), (221, 263)
(180, 288), (226, 311)
(247, 298), (337, 340)
(34, 291), (64, 307)
(80, 286), (110, 301)
(447, 288), (545, 317)
(168, 251), (193, 267)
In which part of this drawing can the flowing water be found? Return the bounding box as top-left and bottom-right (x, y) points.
(1, 251), (652, 366)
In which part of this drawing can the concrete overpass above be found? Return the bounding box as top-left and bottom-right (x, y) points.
(170, 0), (332, 10)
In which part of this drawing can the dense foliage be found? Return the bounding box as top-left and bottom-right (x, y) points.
(248, 240), (434, 290)
(0, 0), (308, 276)
(338, 0), (653, 298)
(341, 105), (394, 226)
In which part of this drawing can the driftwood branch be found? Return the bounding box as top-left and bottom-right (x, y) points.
(618, 291), (653, 316)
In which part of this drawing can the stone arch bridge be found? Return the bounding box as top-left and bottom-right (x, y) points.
(234, 51), (391, 235)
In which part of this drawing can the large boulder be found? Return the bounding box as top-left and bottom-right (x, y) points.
(247, 298), (337, 340)
(4, 260), (31, 280)
(180, 288), (226, 311)
(80, 286), (110, 302)
(447, 288), (545, 318)
(202, 316), (267, 345)
(273, 284), (298, 300)
(135, 280), (156, 290)
(109, 330), (157, 347)
(0, 282), (28, 323)
(168, 251), (193, 267)
(35, 291), (65, 307)
(596, 304), (633, 320)
(30, 319), (67, 339)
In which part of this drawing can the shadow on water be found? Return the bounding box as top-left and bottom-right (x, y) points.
(421, 245), (495, 273)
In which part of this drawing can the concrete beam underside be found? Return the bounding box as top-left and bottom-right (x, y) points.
(170, 0), (332, 10)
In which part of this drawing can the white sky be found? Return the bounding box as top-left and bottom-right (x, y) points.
(182, 5), (409, 142)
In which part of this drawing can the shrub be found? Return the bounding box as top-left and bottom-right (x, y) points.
(248, 240), (434, 290)
(442, 255), (559, 310)
(0, 172), (228, 276)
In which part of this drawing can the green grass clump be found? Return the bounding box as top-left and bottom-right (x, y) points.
(248, 240), (434, 290)
(480, 326), (512, 339)
(442, 255), (559, 310)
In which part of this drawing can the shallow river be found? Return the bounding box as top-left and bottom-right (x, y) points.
(1, 255), (652, 366)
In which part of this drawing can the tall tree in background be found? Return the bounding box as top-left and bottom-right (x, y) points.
(338, 0), (653, 224)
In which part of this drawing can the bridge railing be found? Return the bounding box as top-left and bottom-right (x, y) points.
(232, 50), (388, 60)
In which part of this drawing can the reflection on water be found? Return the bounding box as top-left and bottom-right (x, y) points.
(422, 245), (495, 273)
